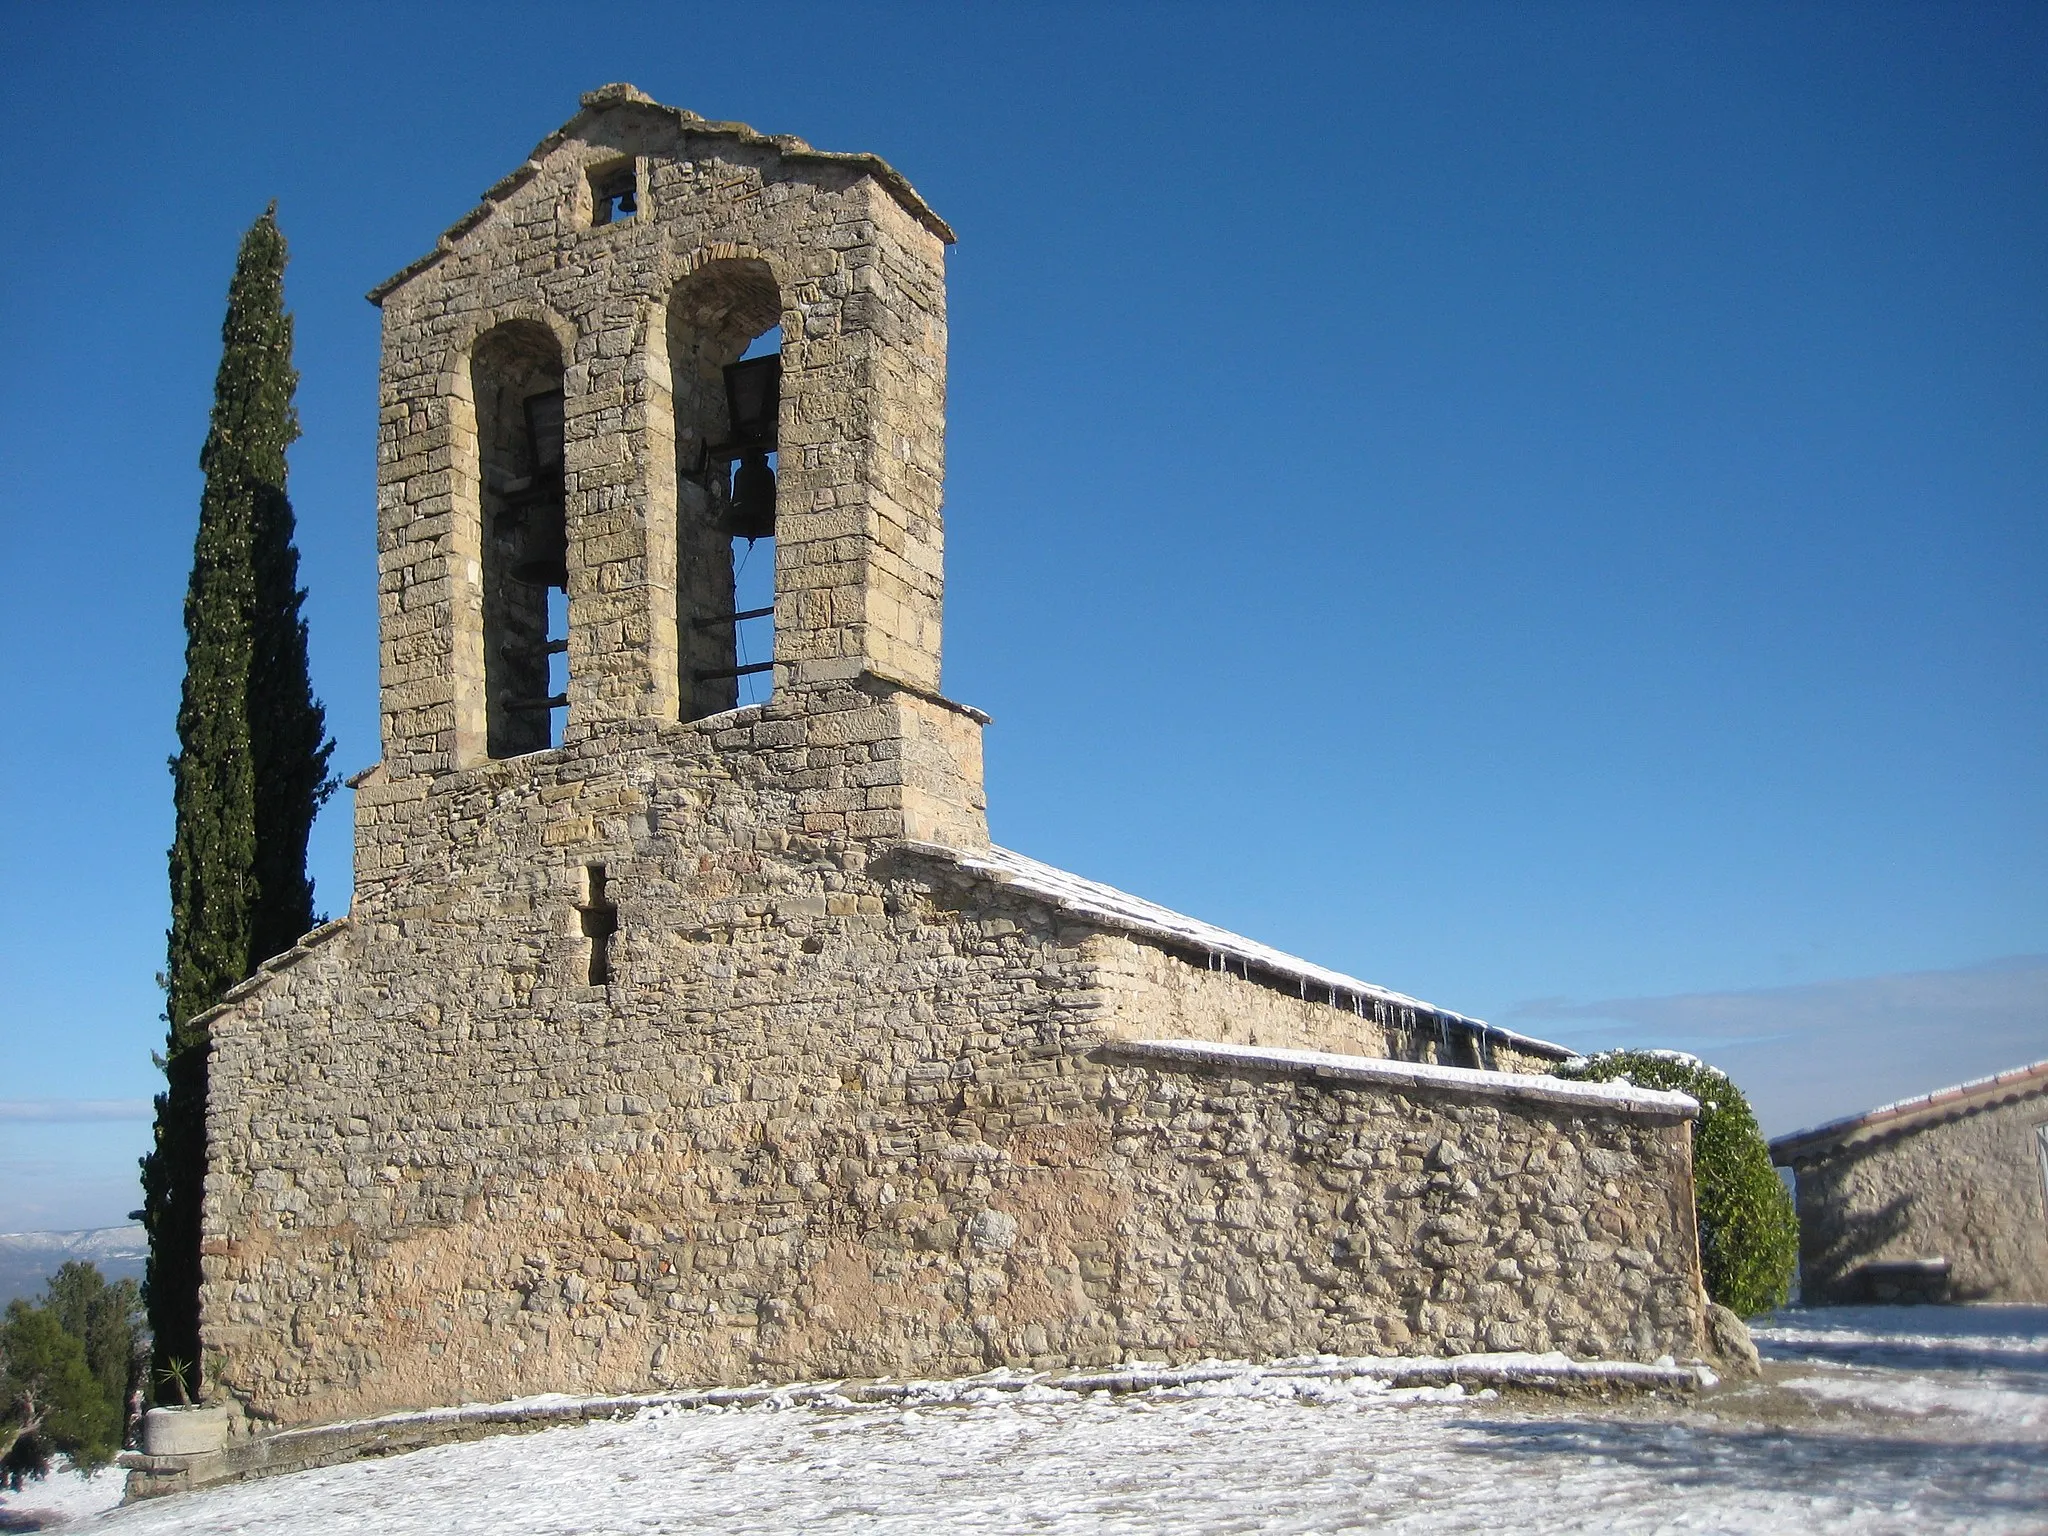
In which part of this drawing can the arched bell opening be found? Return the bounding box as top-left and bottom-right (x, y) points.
(473, 320), (569, 757)
(666, 260), (782, 722)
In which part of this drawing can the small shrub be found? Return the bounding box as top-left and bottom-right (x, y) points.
(1555, 1049), (1797, 1317)
(41, 1262), (145, 1442)
(1, 1298), (122, 1487)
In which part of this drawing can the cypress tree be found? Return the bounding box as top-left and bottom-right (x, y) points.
(140, 206), (334, 1399)
(246, 233), (335, 966)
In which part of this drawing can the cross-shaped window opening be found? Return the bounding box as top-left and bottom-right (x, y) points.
(579, 864), (619, 987)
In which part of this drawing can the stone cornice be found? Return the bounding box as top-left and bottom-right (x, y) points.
(1111, 1038), (1699, 1119)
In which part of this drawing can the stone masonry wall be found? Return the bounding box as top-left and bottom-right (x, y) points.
(1083, 933), (1561, 1073)
(1098, 1043), (1704, 1363)
(1787, 1089), (2048, 1304)
(199, 720), (1705, 1431)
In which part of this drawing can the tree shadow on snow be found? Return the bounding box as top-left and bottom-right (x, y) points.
(1760, 1305), (2048, 1341)
(1754, 1335), (2048, 1378)
(1447, 1417), (2045, 1522)
(0, 1506), (66, 1533)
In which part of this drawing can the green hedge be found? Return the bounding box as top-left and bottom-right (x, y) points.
(1555, 1049), (1797, 1317)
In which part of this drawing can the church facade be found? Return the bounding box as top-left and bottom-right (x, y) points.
(190, 86), (1711, 1432)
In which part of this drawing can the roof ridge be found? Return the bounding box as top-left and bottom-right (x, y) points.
(1769, 1055), (2048, 1155)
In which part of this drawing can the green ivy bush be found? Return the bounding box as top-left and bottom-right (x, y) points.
(1554, 1049), (1798, 1317)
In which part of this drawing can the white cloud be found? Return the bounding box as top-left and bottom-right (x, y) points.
(1509, 956), (2048, 1138)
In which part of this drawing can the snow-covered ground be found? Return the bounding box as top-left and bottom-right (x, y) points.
(0, 1464), (128, 1532)
(1753, 1302), (2048, 1438)
(5, 1306), (2043, 1534)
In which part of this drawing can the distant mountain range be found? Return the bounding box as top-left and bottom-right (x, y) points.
(0, 1225), (147, 1304)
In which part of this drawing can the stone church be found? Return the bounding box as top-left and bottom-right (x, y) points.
(188, 85), (1711, 1433)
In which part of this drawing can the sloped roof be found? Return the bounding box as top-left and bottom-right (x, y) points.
(368, 83), (953, 305)
(902, 841), (1573, 1061)
(1770, 1056), (2048, 1163)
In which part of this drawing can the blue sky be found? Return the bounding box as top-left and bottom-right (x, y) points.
(1, 3), (2043, 1230)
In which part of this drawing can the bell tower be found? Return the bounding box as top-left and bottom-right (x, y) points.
(361, 84), (983, 846)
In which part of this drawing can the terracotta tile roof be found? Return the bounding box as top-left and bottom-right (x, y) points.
(1769, 1057), (2048, 1162)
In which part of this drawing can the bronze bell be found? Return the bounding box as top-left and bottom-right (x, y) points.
(728, 451), (777, 542)
(507, 387), (570, 586)
(508, 512), (569, 589)
(718, 354), (779, 542)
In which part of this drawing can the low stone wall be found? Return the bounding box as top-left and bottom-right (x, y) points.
(1097, 1042), (1706, 1363)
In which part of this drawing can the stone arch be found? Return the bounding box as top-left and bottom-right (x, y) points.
(457, 316), (570, 758)
(659, 254), (786, 721)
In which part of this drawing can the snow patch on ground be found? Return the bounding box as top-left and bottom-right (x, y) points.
(1753, 1303), (2048, 1435)
(9, 1307), (2043, 1534)
(0, 1462), (127, 1531)
(1785, 1369), (2048, 1428)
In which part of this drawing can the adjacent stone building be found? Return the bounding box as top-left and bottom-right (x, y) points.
(1772, 1059), (2048, 1304)
(187, 85), (1713, 1435)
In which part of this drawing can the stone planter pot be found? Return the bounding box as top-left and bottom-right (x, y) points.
(142, 1403), (233, 1456)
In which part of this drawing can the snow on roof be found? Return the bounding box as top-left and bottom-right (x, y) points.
(1112, 1039), (1698, 1118)
(1770, 1057), (2048, 1161)
(901, 842), (1571, 1059)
